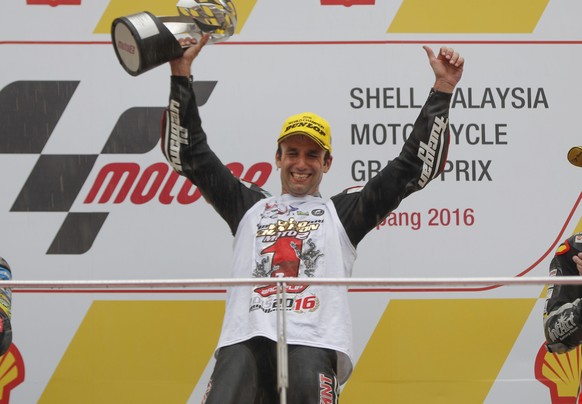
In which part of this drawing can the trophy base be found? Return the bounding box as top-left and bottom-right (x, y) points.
(111, 11), (185, 77)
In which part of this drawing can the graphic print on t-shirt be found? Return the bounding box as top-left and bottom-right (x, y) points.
(252, 201), (325, 305)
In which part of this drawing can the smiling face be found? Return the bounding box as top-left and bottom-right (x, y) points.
(276, 134), (332, 197)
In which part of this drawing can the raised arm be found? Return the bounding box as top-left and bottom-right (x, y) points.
(161, 35), (267, 235)
(332, 46), (464, 246)
(169, 34), (210, 77)
(423, 46), (465, 94)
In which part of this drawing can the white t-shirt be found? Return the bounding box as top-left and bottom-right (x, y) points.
(216, 193), (357, 384)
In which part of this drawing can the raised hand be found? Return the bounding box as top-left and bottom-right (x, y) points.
(169, 33), (211, 77)
(423, 46), (465, 94)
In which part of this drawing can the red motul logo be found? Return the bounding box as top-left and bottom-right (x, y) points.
(84, 161), (271, 205)
(116, 40), (136, 55)
(319, 373), (334, 403)
(27, 0), (81, 5)
(321, 0), (374, 6)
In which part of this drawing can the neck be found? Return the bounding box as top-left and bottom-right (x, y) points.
(281, 192), (322, 198)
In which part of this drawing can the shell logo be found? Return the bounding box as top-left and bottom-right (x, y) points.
(535, 343), (581, 403)
(0, 344), (25, 403)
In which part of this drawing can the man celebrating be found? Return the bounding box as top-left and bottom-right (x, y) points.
(161, 35), (464, 403)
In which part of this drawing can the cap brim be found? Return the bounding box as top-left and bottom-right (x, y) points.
(278, 131), (330, 152)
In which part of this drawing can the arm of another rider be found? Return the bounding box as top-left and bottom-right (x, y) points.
(544, 234), (582, 353)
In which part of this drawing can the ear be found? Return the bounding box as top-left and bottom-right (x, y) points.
(275, 150), (282, 168)
(323, 155), (333, 173)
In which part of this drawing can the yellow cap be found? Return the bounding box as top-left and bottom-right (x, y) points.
(277, 112), (332, 154)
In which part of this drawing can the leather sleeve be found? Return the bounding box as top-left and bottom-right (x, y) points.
(332, 89), (452, 246)
(160, 76), (267, 235)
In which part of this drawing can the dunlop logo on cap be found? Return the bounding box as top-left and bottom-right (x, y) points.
(278, 112), (332, 153)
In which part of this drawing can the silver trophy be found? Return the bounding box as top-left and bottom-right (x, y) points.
(111, 0), (237, 76)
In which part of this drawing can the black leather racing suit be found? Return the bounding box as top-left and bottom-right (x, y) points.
(544, 233), (582, 354)
(160, 76), (453, 403)
(161, 76), (452, 246)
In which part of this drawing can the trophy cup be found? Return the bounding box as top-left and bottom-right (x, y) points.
(111, 0), (237, 76)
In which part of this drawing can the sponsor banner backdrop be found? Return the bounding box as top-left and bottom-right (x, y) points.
(1, 0), (582, 402)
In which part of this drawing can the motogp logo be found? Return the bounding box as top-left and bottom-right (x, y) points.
(0, 80), (270, 255)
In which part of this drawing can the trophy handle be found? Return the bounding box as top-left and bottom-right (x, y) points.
(159, 15), (234, 44)
(157, 16), (199, 36)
